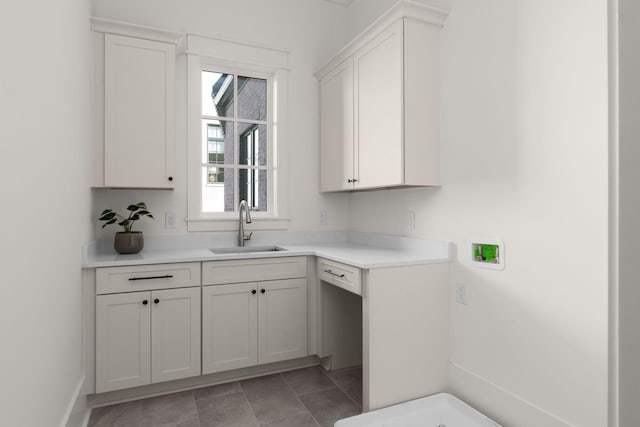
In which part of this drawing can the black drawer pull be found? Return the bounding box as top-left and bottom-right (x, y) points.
(129, 275), (174, 281)
(324, 269), (345, 278)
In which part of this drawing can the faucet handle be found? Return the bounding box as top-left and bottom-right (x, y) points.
(244, 232), (253, 241)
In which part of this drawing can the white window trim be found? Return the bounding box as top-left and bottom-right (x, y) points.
(186, 34), (290, 232)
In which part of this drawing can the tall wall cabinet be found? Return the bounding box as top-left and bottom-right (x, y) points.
(317, 3), (447, 192)
(91, 19), (180, 189)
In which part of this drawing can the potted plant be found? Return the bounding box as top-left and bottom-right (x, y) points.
(98, 202), (154, 254)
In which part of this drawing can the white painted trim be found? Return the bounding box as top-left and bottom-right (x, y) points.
(608, 0), (619, 426)
(60, 374), (89, 427)
(90, 17), (183, 45)
(450, 363), (576, 427)
(186, 33), (289, 69)
(186, 217), (290, 232)
(315, 0), (448, 78)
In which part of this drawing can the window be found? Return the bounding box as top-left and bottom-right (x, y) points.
(200, 70), (269, 214)
(186, 34), (289, 232)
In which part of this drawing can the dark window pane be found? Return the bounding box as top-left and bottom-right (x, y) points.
(238, 123), (266, 166)
(238, 76), (267, 121)
(239, 168), (267, 212)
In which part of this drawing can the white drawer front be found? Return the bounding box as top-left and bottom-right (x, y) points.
(318, 258), (362, 295)
(96, 262), (201, 295)
(202, 257), (307, 285)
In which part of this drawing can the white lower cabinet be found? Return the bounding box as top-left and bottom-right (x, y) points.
(202, 258), (308, 375)
(202, 278), (307, 374)
(96, 286), (201, 393)
(202, 282), (258, 373)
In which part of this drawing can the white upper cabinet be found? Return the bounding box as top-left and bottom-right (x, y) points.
(91, 19), (180, 189)
(320, 57), (354, 192)
(317, 2), (447, 192)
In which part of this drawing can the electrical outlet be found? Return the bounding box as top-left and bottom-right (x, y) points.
(407, 211), (415, 230)
(455, 282), (468, 305)
(320, 210), (327, 225)
(165, 212), (176, 229)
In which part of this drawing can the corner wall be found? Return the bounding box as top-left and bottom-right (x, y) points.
(617, 0), (640, 425)
(0, 0), (93, 425)
(346, 0), (608, 426)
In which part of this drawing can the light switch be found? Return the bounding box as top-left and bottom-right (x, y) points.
(165, 212), (176, 229)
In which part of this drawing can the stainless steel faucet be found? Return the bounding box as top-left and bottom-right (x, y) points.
(238, 200), (252, 246)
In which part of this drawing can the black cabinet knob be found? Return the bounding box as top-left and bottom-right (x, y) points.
(142, 300), (148, 305)
(261, 289), (266, 294)
(168, 176), (174, 182)
(154, 298), (160, 304)
(251, 289), (257, 295)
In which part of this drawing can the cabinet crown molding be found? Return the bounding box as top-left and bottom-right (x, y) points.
(315, 0), (448, 78)
(91, 17), (184, 45)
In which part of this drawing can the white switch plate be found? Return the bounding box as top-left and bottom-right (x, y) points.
(165, 212), (176, 229)
(320, 210), (327, 225)
(455, 282), (468, 305)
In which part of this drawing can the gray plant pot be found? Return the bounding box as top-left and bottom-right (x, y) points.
(114, 231), (144, 254)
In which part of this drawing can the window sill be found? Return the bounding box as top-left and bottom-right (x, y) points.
(186, 216), (290, 232)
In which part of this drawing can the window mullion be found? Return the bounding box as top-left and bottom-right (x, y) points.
(233, 74), (239, 211)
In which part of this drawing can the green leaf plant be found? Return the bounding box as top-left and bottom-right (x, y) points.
(98, 202), (154, 232)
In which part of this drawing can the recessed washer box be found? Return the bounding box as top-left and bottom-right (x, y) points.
(469, 239), (504, 270)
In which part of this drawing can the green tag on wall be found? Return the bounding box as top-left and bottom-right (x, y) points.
(473, 243), (499, 263)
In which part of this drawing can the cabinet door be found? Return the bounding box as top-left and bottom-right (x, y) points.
(104, 34), (175, 188)
(202, 283), (258, 374)
(320, 57), (354, 192)
(96, 291), (151, 393)
(354, 20), (404, 189)
(151, 287), (201, 383)
(258, 278), (307, 364)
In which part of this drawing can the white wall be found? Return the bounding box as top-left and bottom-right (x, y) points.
(617, 0), (640, 425)
(91, 0), (351, 238)
(346, 0), (609, 426)
(0, 0), (93, 425)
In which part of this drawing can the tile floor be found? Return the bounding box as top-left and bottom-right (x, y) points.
(88, 365), (362, 427)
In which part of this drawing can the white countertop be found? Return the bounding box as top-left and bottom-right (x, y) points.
(82, 231), (451, 269)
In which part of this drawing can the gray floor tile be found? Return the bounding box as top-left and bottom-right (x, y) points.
(259, 412), (320, 427)
(140, 390), (198, 427)
(89, 400), (141, 427)
(299, 387), (361, 427)
(281, 366), (335, 395)
(197, 392), (258, 427)
(241, 374), (308, 422)
(194, 381), (243, 401)
(328, 367), (363, 408)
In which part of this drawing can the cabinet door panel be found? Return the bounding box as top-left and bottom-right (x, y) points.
(202, 283), (258, 374)
(320, 57), (354, 192)
(96, 292), (151, 393)
(151, 287), (201, 383)
(354, 20), (404, 189)
(258, 279), (307, 364)
(104, 34), (175, 188)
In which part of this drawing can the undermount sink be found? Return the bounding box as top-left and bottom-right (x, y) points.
(209, 245), (287, 255)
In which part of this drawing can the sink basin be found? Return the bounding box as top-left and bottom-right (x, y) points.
(209, 245), (287, 255)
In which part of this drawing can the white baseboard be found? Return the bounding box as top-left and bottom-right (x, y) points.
(450, 363), (575, 427)
(61, 374), (90, 427)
